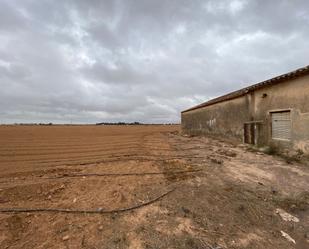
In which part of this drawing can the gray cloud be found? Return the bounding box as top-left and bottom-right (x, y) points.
(0, 0), (309, 124)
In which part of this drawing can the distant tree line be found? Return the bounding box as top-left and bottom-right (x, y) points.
(13, 123), (53, 126)
(95, 122), (178, 125)
(3, 122), (178, 126)
(96, 122), (142, 125)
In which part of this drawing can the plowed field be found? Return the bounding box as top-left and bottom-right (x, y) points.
(0, 125), (308, 249)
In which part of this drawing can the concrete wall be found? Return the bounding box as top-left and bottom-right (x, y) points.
(253, 75), (309, 116)
(182, 74), (309, 154)
(181, 95), (250, 140)
(253, 75), (309, 153)
(292, 111), (309, 154)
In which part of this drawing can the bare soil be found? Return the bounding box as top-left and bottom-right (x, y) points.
(0, 125), (308, 249)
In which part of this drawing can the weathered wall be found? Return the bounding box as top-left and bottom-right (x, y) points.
(181, 95), (250, 140)
(292, 111), (309, 154)
(253, 75), (309, 116)
(182, 74), (309, 154)
(253, 75), (309, 153)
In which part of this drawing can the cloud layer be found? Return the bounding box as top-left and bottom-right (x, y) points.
(1, 0), (308, 123)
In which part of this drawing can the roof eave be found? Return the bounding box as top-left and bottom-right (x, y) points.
(181, 65), (309, 114)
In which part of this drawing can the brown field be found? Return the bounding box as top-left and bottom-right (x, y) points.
(0, 125), (308, 249)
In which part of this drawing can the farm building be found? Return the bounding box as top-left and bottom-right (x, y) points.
(181, 65), (309, 154)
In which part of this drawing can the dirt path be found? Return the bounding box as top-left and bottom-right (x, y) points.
(0, 125), (308, 249)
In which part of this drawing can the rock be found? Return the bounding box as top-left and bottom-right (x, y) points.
(73, 198), (77, 203)
(62, 235), (70, 241)
(280, 231), (296, 244)
(98, 225), (103, 231)
(225, 151), (237, 157)
(276, 208), (299, 222)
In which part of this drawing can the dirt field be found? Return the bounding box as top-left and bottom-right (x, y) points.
(0, 125), (308, 249)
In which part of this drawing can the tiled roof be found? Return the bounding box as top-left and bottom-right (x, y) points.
(182, 65), (309, 113)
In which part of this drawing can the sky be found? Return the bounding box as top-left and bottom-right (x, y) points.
(0, 0), (308, 124)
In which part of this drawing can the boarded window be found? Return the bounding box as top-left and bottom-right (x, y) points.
(271, 111), (291, 140)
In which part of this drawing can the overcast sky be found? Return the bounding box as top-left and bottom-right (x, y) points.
(0, 0), (308, 124)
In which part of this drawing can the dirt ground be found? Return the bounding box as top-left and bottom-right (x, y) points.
(0, 125), (308, 249)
